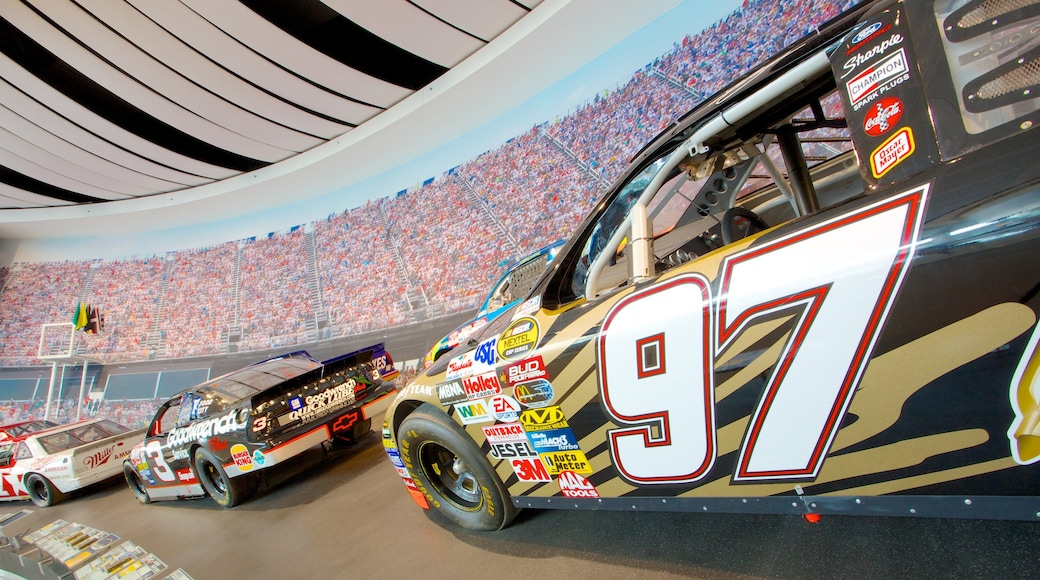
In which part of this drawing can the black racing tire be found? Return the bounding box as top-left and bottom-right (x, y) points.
(721, 206), (770, 245)
(123, 461), (152, 505)
(350, 417), (373, 441)
(398, 404), (516, 531)
(193, 448), (256, 508)
(26, 473), (66, 508)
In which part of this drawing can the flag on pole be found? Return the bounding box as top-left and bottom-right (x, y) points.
(73, 302), (88, 330)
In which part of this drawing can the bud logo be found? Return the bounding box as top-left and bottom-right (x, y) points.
(501, 356), (547, 387)
(863, 97), (902, 137)
(540, 450), (593, 475)
(519, 406), (568, 431)
(231, 444), (253, 471)
(436, 380), (468, 406)
(462, 372), (501, 400)
(497, 318), (539, 360)
(514, 379), (554, 408)
(559, 470), (599, 498)
(455, 400), (492, 425)
(870, 127), (914, 178)
(482, 423), (527, 444)
(489, 394), (521, 422)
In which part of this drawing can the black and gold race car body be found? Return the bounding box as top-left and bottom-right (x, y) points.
(382, 0), (1040, 530)
(125, 344), (397, 507)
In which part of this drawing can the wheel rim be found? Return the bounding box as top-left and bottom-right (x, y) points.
(417, 441), (481, 511)
(127, 470), (146, 497)
(31, 479), (47, 502)
(202, 460), (227, 495)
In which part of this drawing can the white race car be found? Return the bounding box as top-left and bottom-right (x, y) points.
(0, 419), (144, 507)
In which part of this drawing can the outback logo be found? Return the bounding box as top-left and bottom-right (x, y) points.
(82, 445), (114, 470)
(558, 470), (599, 498)
(841, 33), (904, 77)
(863, 97), (903, 137)
(482, 423), (527, 444)
(497, 318), (539, 360)
(519, 406), (569, 431)
(514, 379), (554, 408)
(870, 127), (914, 178)
(848, 21), (883, 48)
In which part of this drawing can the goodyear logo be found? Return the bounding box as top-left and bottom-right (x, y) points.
(497, 317), (539, 360)
(540, 450), (592, 475)
(519, 405), (568, 432)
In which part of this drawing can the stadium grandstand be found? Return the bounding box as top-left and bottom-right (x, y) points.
(0, 0), (856, 429)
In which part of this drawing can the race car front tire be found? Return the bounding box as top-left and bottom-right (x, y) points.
(26, 473), (66, 508)
(194, 448), (256, 508)
(398, 404), (516, 531)
(123, 461), (152, 504)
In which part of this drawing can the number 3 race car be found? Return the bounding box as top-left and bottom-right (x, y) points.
(0, 420), (143, 507)
(382, 0), (1040, 530)
(124, 344), (398, 507)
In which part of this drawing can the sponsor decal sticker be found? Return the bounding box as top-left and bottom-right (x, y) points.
(514, 379), (554, 408)
(167, 410), (247, 447)
(288, 396), (303, 412)
(846, 49), (909, 110)
(510, 457), (552, 482)
(527, 428), (582, 452)
(82, 445), (115, 470)
(516, 296), (541, 317)
(497, 318), (539, 360)
(863, 97), (903, 137)
(402, 476), (431, 509)
(841, 33), (904, 78)
(455, 400), (492, 425)
(870, 127), (915, 178)
(445, 351), (476, 380)
(473, 337), (499, 369)
(482, 423), (527, 444)
(231, 444), (253, 471)
(489, 394), (521, 422)
(519, 406), (568, 431)
(462, 372), (502, 400)
(436, 379), (468, 406)
(540, 450), (593, 475)
(488, 440), (538, 459)
(558, 470), (599, 498)
(253, 450), (265, 467)
(501, 356), (548, 387)
(848, 21), (884, 49)
(277, 379), (357, 426)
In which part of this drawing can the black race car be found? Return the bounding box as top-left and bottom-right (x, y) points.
(383, 0), (1040, 530)
(124, 344), (398, 507)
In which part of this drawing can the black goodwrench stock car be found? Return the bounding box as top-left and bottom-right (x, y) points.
(124, 344), (398, 507)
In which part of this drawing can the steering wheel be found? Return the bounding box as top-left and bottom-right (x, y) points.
(721, 207), (769, 245)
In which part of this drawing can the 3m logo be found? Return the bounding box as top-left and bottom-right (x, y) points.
(455, 400), (491, 425)
(558, 470), (599, 498)
(510, 458), (552, 482)
(519, 406), (567, 431)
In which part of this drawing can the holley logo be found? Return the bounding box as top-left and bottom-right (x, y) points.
(863, 97), (903, 137)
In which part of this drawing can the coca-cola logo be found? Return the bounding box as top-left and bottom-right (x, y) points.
(863, 97), (903, 137)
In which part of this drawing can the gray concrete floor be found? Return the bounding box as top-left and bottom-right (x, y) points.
(7, 433), (1040, 579)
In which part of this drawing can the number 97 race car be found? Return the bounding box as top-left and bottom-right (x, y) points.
(382, 0), (1040, 530)
(124, 344), (398, 507)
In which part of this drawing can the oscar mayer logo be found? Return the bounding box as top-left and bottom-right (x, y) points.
(870, 127), (915, 178)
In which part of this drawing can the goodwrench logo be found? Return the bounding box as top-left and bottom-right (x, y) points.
(863, 97), (903, 137)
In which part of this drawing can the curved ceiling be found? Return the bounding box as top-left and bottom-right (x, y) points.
(0, 0), (682, 244)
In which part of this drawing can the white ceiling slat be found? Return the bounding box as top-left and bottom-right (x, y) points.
(125, 0), (382, 127)
(514, 0), (545, 10)
(0, 53), (234, 181)
(320, 0), (484, 68)
(0, 102), (185, 193)
(0, 188), (59, 208)
(0, 146), (132, 201)
(26, 0), (320, 154)
(180, 0), (412, 109)
(0, 75), (206, 187)
(0, 120), (166, 196)
(415, 0), (529, 40)
(3, 2), (293, 163)
(77, 0), (353, 140)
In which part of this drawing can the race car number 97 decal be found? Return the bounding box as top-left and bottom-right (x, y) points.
(598, 185), (928, 484)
